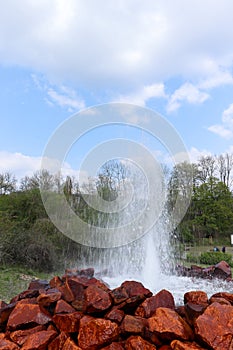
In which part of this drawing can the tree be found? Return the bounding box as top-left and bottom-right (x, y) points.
(188, 177), (233, 241)
(20, 169), (55, 191)
(0, 172), (16, 194)
(198, 155), (216, 183)
(217, 153), (233, 188)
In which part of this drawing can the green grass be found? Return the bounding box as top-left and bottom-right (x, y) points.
(0, 265), (53, 303)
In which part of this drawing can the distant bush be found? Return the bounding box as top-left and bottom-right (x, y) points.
(199, 252), (233, 267)
(186, 253), (200, 264)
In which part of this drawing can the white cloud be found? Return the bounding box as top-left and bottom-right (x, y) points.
(188, 147), (212, 163)
(1, 1), (233, 93)
(0, 151), (90, 185)
(47, 87), (85, 112)
(167, 83), (209, 112)
(117, 83), (167, 106)
(0, 151), (42, 179)
(199, 69), (233, 90)
(208, 125), (233, 139)
(208, 103), (233, 139)
(31, 74), (85, 112)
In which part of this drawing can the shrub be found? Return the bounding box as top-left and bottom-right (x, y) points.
(25, 240), (56, 272)
(186, 253), (200, 264)
(199, 252), (233, 267)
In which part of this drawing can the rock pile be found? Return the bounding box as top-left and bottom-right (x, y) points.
(176, 260), (232, 280)
(0, 267), (232, 349)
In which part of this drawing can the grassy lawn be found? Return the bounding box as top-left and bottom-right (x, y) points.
(0, 265), (53, 303)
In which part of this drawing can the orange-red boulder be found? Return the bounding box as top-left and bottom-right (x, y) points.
(78, 316), (119, 349)
(105, 308), (125, 324)
(148, 307), (193, 342)
(120, 315), (147, 335)
(183, 291), (208, 306)
(54, 299), (76, 314)
(0, 337), (19, 349)
(10, 325), (45, 346)
(52, 312), (82, 333)
(21, 330), (57, 349)
(121, 281), (152, 298)
(135, 289), (175, 318)
(194, 302), (233, 350)
(213, 260), (232, 280)
(125, 335), (157, 349)
(84, 285), (112, 313)
(7, 303), (51, 330)
(170, 339), (206, 349)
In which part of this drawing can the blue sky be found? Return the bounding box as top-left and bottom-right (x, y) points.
(1, 1), (233, 180)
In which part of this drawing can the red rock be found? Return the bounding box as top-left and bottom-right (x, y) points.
(210, 291), (233, 304)
(65, 268), (94, 278)
(120, 315), (147, 335)
(64, 275), (109, 291)
(0, 301), (7, 309)
(61, 278), (85, 312)
(71, 299), (86, 312)
(37, 289), (62, 307)
(159, 346), (172, 350)
(66, 278), (85, 301)
(105, 308), (125, 324)
(16, 298), (37, 305)
(10, 325), (45, 346)
(110, 286), (128, 305)
(184, 302), (206, 326)
(37, 291), (61, 317)
(48, 331), (68, 350)
(21, 330), (57, 350)
(28, 280), (49, 291)
(125, 335), (157, 349)
(7, 303), (51, 330)
(102, 342), (125, 349)
(47, 324), (57, 332)
(194, 302), (233, 349)
(0, 338), (19, 349)
(183, 291), (208, 306)
(84, 285), (112, 313)
(49, 276), (63, 289)
(65, 268), (80, 276)
(213, 260), (232, 279)
(52, 312), (82, 332)
(148, 307), (193, 342)
(135, 290), (175, 318)
(170, 339), (206, 349)
(78, 315), (119, 349)
(121, 281), (152, 298)
(10, 289), (39, 303)
(63, 337), (82, 349)
(175, 306), (186, 318)
(57, 279), (75, 303)
(0, 303), (16, 327)
(54, 299), (76, 314)
(117, 295), (146, 314)
(209, 296), (231, 305)
(143, 327), (162, 347)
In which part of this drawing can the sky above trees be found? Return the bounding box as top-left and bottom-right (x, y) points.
(1, 1), (233, 179)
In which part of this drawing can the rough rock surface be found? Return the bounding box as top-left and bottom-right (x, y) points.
(176, 260), (232, 280)
(0, 267), (232, 349)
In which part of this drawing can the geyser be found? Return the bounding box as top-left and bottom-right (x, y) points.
(40, 103), (233, 305)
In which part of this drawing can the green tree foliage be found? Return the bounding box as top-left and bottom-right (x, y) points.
(191, 178), (233, 239)
(1, 154), (233, 272)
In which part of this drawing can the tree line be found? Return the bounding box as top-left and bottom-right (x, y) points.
(0, 154), (233, 272)
(169, 153), (233, 244)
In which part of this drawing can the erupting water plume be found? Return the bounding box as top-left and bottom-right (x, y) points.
(40, 103), (233, 304)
